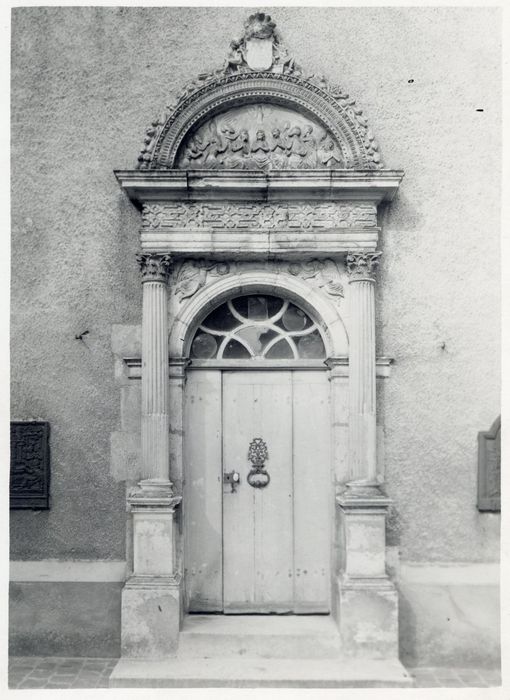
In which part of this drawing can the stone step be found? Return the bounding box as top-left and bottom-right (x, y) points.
(177, 614), (341, 659)
(109, 656), (414, 688)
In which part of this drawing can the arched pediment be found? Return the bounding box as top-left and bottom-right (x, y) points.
(137, 13), (382, 171)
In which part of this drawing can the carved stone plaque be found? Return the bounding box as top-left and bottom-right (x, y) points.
(10, 421), (50, 509)
(176, 104), (345, 170)
(477, 416), (500, 512)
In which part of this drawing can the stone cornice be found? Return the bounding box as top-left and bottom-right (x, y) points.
(115, 169), (404, 206)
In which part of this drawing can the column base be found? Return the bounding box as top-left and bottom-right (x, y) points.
(121, 574), (182, 658)
(132, 479), (177, 499)
(340, 480), (390, 503)
(335, 574), (398, 659)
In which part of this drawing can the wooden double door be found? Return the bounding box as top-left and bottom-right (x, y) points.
(184, 369), (331, 613)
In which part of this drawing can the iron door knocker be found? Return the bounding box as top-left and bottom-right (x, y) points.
(247, 437), (270, 488)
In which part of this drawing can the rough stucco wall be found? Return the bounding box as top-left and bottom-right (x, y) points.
(11, 7), (500, 563)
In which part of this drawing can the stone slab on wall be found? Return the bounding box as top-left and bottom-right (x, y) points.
(9, 582), (122, 657)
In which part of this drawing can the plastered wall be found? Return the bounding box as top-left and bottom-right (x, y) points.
(11, 7), (500, 567)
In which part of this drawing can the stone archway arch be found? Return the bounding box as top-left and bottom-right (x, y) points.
(169, 270), (349, 359)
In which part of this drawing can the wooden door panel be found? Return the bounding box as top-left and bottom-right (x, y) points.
(293, 371), (331, 612)
(183, 371), (223, 611)
(223, 372), (294, 612)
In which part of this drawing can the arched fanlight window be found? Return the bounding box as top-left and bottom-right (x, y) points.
(190, 295), (326, 360)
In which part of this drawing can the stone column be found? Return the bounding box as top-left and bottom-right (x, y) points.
(138, 253), (172, 491)
(334, 250), (399, 660)
(346, 251), (381, 487)
(120, 253), (182, 659)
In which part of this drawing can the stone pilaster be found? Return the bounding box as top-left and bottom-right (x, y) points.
(346, 251), (381, 486)
(169, 359), (188, 492)
(333, 251), (399, 660)
(335, 487), (398, 659)
(120, 253), (182, 659)
(121, 488), (182, 658)
(137, 253), (172, 490)
(325, 358), (349, 485)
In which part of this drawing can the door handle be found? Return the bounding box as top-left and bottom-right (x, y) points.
(224, 470), (240, 493)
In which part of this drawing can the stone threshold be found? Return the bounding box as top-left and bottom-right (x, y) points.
(109, 656), (413, 688)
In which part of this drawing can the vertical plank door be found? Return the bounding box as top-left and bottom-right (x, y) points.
(222, 371), (294, 613)
(183, 370), (223, 611)
(292, 371), (331, 612)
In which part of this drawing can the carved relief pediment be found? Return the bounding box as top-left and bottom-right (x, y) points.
(176, 104), (345, 171)
(136, 13), (382, 172)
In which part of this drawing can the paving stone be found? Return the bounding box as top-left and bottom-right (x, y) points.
(435, 679), (463, 687)
(37, 661), (59, 670)
(8, 678), (27, 689)
(414, 680), (443, 687)
(10, 661), (39, 670)
(71, 680), (97, 688)
(7, 657), (503, 689)
(19, 679), (48, 688)
(434, 670), (459, 678)
(58, 662), (84, 669)
(52, 673), (79, 680)
(77, 672), (103, 680)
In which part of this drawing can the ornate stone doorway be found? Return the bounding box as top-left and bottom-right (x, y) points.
(111, 10), (408, 687)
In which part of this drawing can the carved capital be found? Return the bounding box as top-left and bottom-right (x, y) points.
(137, 254), (172, 283)
(346, 251), (381, 281)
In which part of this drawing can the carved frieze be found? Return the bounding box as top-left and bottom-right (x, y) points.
(176, 105), (345, 170)
(171, 258), (345, 305)
(10, 422), (50, 509)
(142, 202), (377, 231)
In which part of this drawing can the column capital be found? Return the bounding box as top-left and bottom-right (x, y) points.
(346, 251), (381, 281)
(137, 253), (172, 283)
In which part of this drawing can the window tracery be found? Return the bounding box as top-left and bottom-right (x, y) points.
(190, 295), (326, 360)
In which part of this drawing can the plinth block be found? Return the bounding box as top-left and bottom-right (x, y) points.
(121, 575), (181, 658)
(336, 574), (398, 659)
(337, 485), (391, 579)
